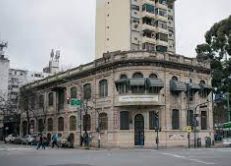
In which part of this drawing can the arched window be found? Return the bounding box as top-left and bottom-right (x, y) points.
(131, 72), (145, 93)
(38, 119), (44, 132)
(22, 121), (27, 136)
(47, 118), (53, 131)
(120, 111), (129, 130)
(172, 76), (178, 81)
(99, 79), (108, 98)
(116, 74), (128, 94)
(199, 80), (211, 97)
(83, 114), (91, 131)
(99, 113), (108, 130)
(83, 83), (91, 100)
(70, 87), (77, 99)
(38, 95), (44, 108)
(58, 117), (64, 131)
(69, 116), (76, 131)
(48, 92), (53, 106)
(149, 73), (158, 79)
(133, 72), (143, 78)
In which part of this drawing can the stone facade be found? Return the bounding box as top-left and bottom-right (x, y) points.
(20, 51), (213, 148)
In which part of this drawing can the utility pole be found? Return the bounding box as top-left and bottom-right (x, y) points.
(154, 111), (159, 150)
(226, 92), (230, 122)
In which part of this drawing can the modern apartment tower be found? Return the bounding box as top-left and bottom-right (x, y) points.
(95, 0), (176, 59)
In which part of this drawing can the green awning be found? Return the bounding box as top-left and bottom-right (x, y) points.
(146, 78), (164, 88)
(200, 84), (212, 91)
(170, 80), (186, 92)
(130, 78), (146, 86)
(115, 79), (129, 84)
(188, 83), (201, 91)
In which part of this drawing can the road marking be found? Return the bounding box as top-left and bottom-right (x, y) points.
(161, 152), (215, 165)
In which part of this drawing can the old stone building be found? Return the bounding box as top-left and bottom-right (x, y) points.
(20, 51), (213, 148)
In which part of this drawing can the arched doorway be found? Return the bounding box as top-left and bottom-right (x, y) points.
(69, 133), (75, 148)
(134, 114), (144, 146)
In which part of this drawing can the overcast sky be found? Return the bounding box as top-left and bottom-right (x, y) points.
(0, 0), (230, 72)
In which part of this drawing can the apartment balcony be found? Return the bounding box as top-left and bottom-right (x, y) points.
(142, 11), (156, 19)
(156, 15), (168, 22)
(142, 36), (156, 44)
(156, 27), (168, 34)
(156, 39), (168, 46)
(156, 2), (168, 10)
(142, 23), (156, 32)
(142, 0), (155, 6)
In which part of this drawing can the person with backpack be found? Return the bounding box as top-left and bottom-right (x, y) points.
(51, 133), (59, 148)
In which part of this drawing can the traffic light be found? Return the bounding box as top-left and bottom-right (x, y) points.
(154, 111), (160, 132)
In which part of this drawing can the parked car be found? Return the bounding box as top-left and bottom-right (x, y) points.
(13, 136), (23, 144)
(21, 135), (36, 145)
(5, 134), (16, 143)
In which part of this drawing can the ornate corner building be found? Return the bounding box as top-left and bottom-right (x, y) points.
(20, 51), (213, 148)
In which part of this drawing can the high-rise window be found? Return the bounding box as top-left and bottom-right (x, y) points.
(172, 109), (179, 129)
(142, 4), (155, 13)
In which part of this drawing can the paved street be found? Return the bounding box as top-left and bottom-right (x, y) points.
(0, 143), (231, 166)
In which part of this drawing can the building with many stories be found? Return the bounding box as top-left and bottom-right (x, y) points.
(20, 51), (213, 148)
(95, 0), (176, 59)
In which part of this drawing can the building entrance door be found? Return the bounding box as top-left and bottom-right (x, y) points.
(134, 114), (144, 146)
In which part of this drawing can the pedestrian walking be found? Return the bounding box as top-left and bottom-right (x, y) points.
(51, 133), (59, 148)
(37, 134), (45, 150)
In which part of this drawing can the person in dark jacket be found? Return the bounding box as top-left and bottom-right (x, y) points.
(37, 134), (45, 150)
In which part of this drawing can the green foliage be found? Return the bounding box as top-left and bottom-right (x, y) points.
(196, 15), (231, 93)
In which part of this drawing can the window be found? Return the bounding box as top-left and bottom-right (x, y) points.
(142, 4), (155, 13)
(70, 87), (77, 99)
(131, 72), (145, 93)
(172, 109), (179, 129)
(132, 5), (139, 11)
(149, 111), (159, 130)
(149, 73), (158, 79)
(58, 117), (64, 131)
(57, 89), (65, 110)
(120, 111), (129, 130)
(38, 119), (44, 132)
(69, 116), (76, 131)
(83, 83), (91, 100)
(47, 118), (53, 131)
(187, 110), (193, 126)
(156, 32), (168, 42)
(156, 45), (167, 52)
(99, 79), (108, 98)
(172, 76), (178, 81)
(157, 20), (167, 29)
(201, 111), (207, 130)
(117, 75), (128, 94)
(48, 92), (53, 106)
(38, 95), (44, 108)
(156, 8), (167, 17)
(83, 114), (91, 131)
(99, 113), (108, 130)
(142, 42), (155, 51)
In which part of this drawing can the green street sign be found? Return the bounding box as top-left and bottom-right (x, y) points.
(71, 98), (81, 107)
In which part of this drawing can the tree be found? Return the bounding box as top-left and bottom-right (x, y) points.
(19, 88), (48, 135)
(196, 15), (231, 92)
